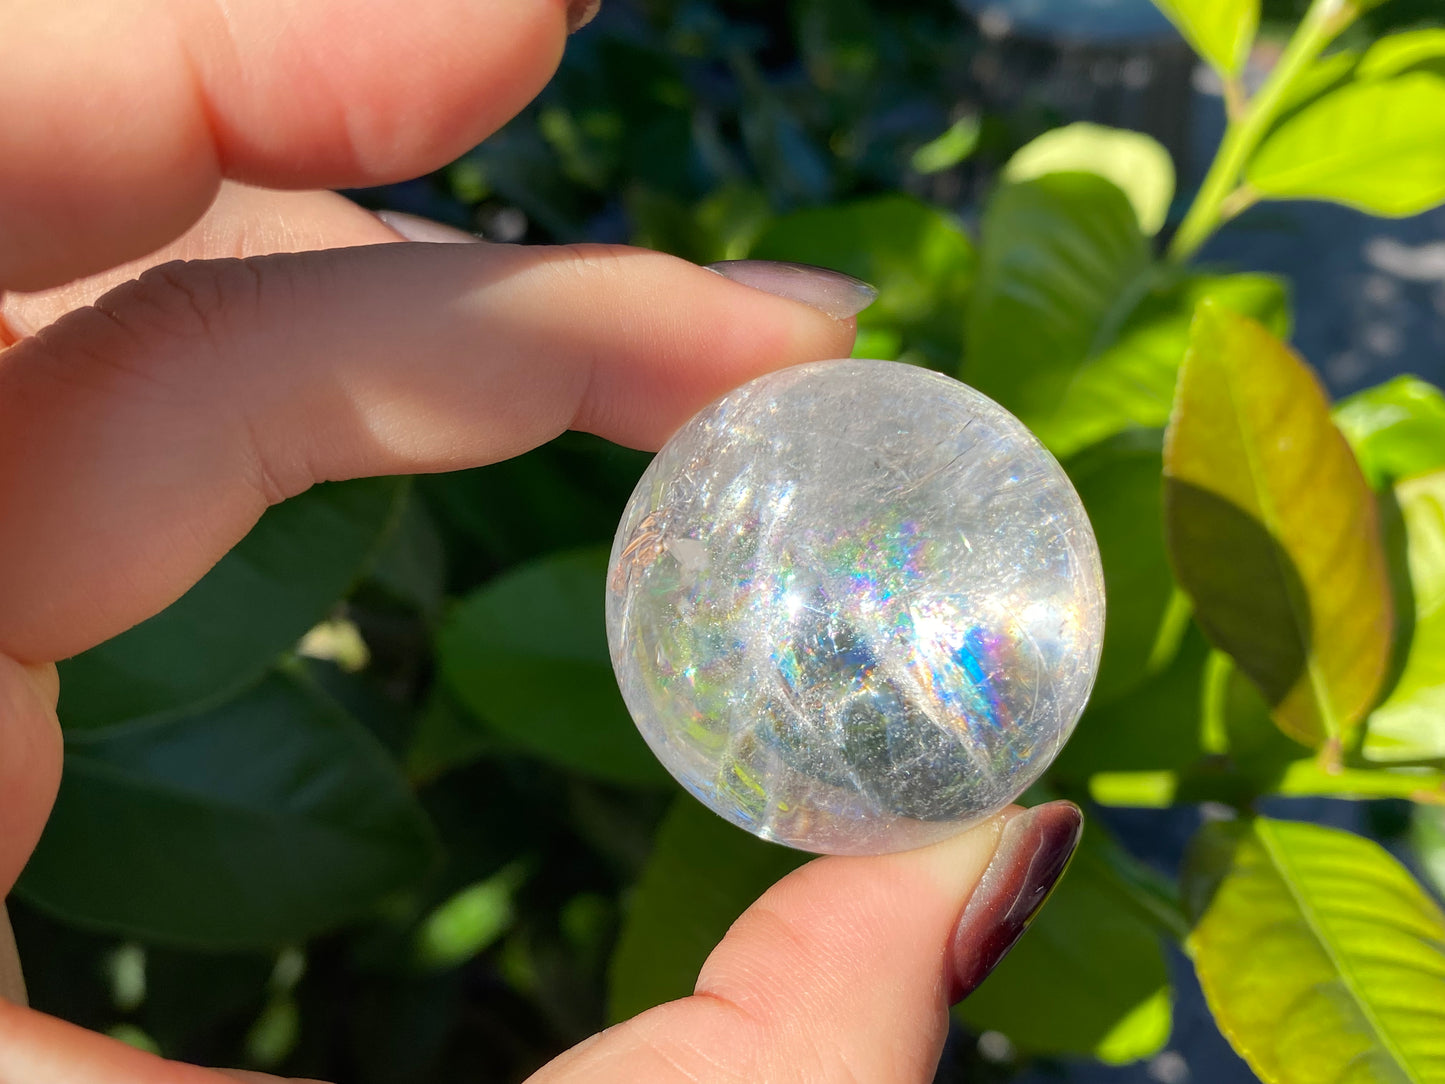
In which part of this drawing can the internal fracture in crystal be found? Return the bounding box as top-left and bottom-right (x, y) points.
(606, 360), (1105, 855)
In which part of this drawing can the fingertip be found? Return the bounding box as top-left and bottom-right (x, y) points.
(567, 249), (860, 449)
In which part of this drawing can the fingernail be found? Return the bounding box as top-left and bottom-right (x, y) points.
(376, 211), (482, 244)
(704, 260), (878, 320)
(947, 800), (1083, 1003)
(567, 0), (601, 32)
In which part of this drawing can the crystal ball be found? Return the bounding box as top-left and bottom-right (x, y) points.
(605, 359), (1104, 855)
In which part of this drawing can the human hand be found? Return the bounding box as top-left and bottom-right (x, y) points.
(0, 2), (1082, 1080)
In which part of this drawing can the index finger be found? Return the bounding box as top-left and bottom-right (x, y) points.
(0, 0), (575, 290)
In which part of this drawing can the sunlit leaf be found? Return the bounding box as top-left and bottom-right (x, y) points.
(1186, 817), (1445, 1084)
(1151, 0), (1259, 76)
(1038, 272), (1289, 459)
(911, 116), (981, 175)
(1189, 657), (1445, 804)
(1358, 28), (1445, 80)
(1364, 470), (1445, 762)
(414, 865), (526, 970)
(1336, 377), (1445, 489)
(748, 195), (974, 369)
(1414, 805), (1445, 899)
(57, 478), (406, 733)
(19, 668), (437, 948)
(966, 174), (1150, 423)
(608, 797), (804, 1022)
(437, 548), (669, 787)
(1087, 771), (1179, 808)
(1249, 52), (1445, 216)
(1003, 123), (1176, 235)
(956, 824), (1173, 1064)
(1163, 304), (1393, 750)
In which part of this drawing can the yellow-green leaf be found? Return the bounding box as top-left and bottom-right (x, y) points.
(1187, 817), (1445, 1084)
(1248, 66), (1445, 216)
(1365, 470), (1445, 763)
(1163, 304), (1393, 749)
(1151, 0), (1259, 76)
(1003, 123), (1176, 236)
(1358, 29), (1445, 80)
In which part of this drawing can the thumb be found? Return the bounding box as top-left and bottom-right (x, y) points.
(532, 801), (1082, 1084)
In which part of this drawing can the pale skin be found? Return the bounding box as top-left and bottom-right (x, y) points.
(0, 1), (1028, 1080)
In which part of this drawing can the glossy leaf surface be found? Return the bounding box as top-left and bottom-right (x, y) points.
(1164, 305), (1392, 748)
(1187, 817), (1445, 1084)
(966, 173), (1150, 424)
(438, 548), (669, 787)
(19, 668), (436, 948)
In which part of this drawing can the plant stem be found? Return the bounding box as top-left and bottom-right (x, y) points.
(1168, 0), (1358, 264)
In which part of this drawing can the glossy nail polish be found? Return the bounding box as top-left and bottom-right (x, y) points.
(568, 0), (601, 33)
(948, 800), (1083, 1003)
(704, 260), (878, 320)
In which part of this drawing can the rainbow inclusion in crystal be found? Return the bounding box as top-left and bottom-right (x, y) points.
(606, 359), (1105, 855)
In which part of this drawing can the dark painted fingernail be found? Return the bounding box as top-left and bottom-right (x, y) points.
(568, 0), (601, 32)
(947, 800), (1083, 1003)
(375, 211), (481, 244)
(704, 260), (878, 320)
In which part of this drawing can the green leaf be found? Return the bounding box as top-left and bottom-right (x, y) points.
(437, 547), (668, 787)
(1336, 377), (1445, 489)
(748, 195), (975, 369)
(1151, 0), (1259, 76)
(1186, 817), (1445, 1084)
(1358, 28), (1445, 80)
(956, 823), (1172, 1064)
(965, 174), (1150, 425)
(1003, 123), (1176, 235)
(608, 797), (804, 1022)
(911, 115), (981, 175)
(1365, 470), (1445, 763)
(1248, 57), (1445, 216)
(58, 478), (407, 733)
(1065, 432), (1176, 704)
(366, 489), (447, 623)
(1206, 661), (1445, 801)
(1055, 624), (1211, 782)
(1037, 272), (1289, 459)
(18, 668), (436, 948)
(1163, 304), (1393, 751)
(1414, 805), (1445, 899)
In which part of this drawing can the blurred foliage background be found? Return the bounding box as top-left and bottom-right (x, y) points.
(11, 0), (1445, 1082)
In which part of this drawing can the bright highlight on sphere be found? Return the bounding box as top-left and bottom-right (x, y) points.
(605, 360), (1105, 855)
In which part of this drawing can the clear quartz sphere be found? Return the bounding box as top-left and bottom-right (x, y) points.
(606, 360), (1105, 855)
